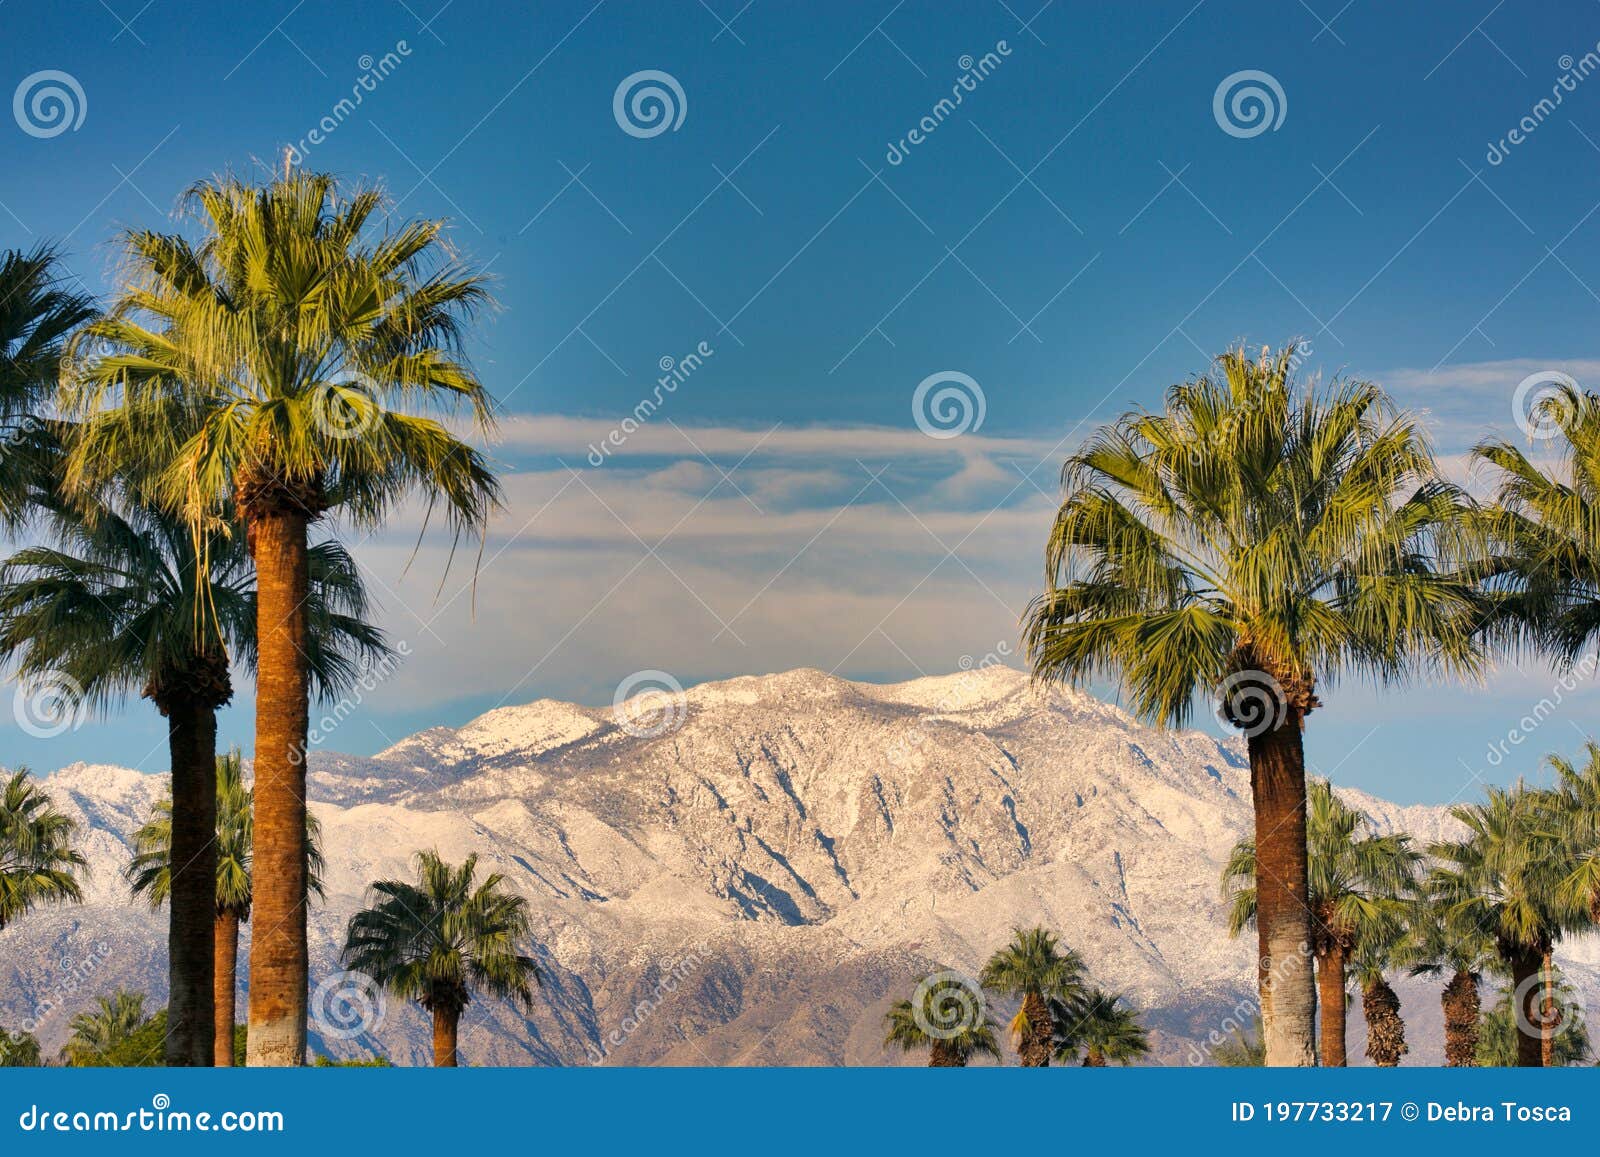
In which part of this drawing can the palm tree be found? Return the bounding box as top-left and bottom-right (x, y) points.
(1548, 741), (1600, 923)
(0, 490), (382, 1065)
(0, 767), (86, 931)
(1053, 987), (1151, 1066)
(882, 978), (1003, 1067)
(1222, 779), (1419, 1066)
(0, 244), (94, 522)
(65, 170), (500, 1065)
(1212, 1014), (1266, 1066)
(60, 990), (150, 1066)
(341, 851), (540, 1066)
(1476, 972), (1591, 1067)
(1428, 784), (1584, 1066)
(0, 1028), (41, 1066)
(1024, 345), (1480, 1064)
(127, 750), (326, 1065)
(1404, 902), (1495, 1067)
(979, 926), (1087, 1066)
(1351, 932), (1407, 1066)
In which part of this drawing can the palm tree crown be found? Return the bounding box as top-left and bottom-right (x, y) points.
(883, 978), (1002, 1067)
(1053, 987), (1150, 1066)
(0, 768), (86, 931)
(979, 926), (1086, 1066)
(342, 851), (540, 1066)
(60, 989), (150, 1065)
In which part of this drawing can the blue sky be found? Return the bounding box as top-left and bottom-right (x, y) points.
(4, 0), (1600, 803)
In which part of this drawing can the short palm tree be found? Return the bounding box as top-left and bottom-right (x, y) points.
(1222, 778), (1419, 1066)
(1026, 345), (1480, 1064)
(65, 170), (500, 1065)
(341, 851), (540, 1066)
(1053, 987), (1150, 1066)
(127, 750), (326, 1065)
(882, 978), (1002, 1067)
(1476, 973), (1591, 1067)
(1212, 1014), (1266, 1066)
(0, 488), (382, 1065)
(0, 767), (86, 931)
(60, 989), (150, 1066)
(1404, 902), (1496, 1067)
(979, 926), (1087, 1066)
(1428, 784), (1585, 1066)
(1351, 928), (1408, 1066)
(0, 244), (94, 523)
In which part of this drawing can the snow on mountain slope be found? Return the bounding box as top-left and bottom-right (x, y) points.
(1, 666), (1591, 1066)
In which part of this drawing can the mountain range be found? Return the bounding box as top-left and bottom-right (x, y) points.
(3, 665), (1594, 1066)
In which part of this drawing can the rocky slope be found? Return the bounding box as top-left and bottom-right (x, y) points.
(1, 666), (1593, 1066)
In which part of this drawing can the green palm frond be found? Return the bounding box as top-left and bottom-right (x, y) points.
(341, 851), (540, 1018)
(0, 767), (87, 929)
(1052, 987), (1151, 1065)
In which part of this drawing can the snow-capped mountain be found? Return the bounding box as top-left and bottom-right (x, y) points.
(2, 666), (1593, 1066)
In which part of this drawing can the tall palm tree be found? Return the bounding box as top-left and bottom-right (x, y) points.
(60, 989), (150, 1066)
(1404, 902), (1495, 1067)
(0, 244), (94, 522)
(0, 489), (382, 1065)
(1428, 784), (1584, 1066)
(341, 851), (540, 1066)
(978, 926), (1087, 1066)
(1025, 345), (1480, 1064)
(1222, 779), (1419, 1066)
(127, 750), (327, 1065)
(882, 978), (1003, 1067)
(65, 170), (500, 1065)
(1053, 987), (1151, 1066)
(0, 767), (86, 931)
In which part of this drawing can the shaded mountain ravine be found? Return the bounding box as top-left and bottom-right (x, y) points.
(3, 666), (1594, 1066)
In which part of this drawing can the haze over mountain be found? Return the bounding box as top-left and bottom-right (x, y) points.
(3, 666), (1595, 1066)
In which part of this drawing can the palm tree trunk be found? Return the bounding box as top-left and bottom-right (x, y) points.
(1540, 948), (1558, 1067)
(1018, 991), (1053, 1066)
(1441, 970), (1479, 1067)
(928, 1040), (964, 1067)
(1083, 1048), (1107, 1067)
(1361, 977), (1406, 1066)
(1509, 949), (1544, 1067)
(1314, 943), (1347, 1067)
(164, 698), (217, 1067)
(214, 909), (240, 1066)
(245, 506), (312, 1067)
(432, 1006), (459, 1067)
(1246, 709), (1317, 1066)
